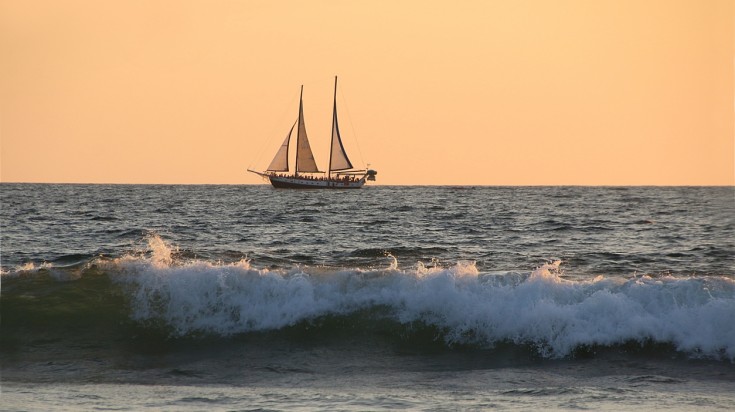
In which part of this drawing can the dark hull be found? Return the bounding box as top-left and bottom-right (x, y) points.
(269, 176), (365, 189)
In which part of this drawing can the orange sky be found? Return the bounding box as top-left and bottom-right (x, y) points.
(1, 0), (733, 185)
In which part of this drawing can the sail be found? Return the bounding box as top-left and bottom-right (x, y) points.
(295, 89), (321, 173)
(266, 121), (295, 172)
(329, 100), (354, 171)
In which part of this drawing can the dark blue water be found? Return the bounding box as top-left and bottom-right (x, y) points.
(2, 184), (734, 410)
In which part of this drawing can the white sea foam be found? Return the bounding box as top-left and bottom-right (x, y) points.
(1, 261), (55, 278)
(110, 235), (735, 360)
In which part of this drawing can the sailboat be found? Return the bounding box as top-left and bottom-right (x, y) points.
(248, 77), (377, 189)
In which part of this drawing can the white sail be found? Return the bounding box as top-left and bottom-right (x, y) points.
(295, 88), (321, 173)
(266, 122), (294, 172)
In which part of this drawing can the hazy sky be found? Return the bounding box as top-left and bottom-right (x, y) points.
(1, 0), (732, 185)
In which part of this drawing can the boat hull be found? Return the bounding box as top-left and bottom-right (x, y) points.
(268, 175), (365, 189)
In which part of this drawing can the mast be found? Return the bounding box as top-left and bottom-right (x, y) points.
(328, 76), (337, 180)
(295, 85), (303, 177)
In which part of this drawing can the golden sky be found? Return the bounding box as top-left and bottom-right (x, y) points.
(1, 0), (733, 185)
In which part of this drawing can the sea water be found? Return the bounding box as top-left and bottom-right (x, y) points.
(1, 184), (734, 410)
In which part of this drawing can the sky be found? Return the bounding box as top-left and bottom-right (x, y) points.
(1, 0), (733, 185)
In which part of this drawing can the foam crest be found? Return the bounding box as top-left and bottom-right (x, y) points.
(2, 261), (54, 278)
(107, 239), (735, 360)
(145, 233), (177, 267)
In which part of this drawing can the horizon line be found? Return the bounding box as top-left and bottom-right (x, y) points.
(1, 181), (733, 188)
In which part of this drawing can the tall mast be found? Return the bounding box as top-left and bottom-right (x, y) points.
(328, 76), (337, 180)
(295, 85), (303, 177)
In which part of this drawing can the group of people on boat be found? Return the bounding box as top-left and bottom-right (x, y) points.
(268, 173), (360, 182)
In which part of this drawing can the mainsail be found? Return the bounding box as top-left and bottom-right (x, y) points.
(328, 77), (354, 172)
(266, 121), (294, 172)
(295, 86), (321, 173)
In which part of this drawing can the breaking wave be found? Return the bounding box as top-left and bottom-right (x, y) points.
(3, 235), (734, 360)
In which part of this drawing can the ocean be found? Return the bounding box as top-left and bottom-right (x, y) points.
(1, 184), (734, 410)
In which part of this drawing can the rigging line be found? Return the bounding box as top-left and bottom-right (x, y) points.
(247, 89), (300, 170)
(338, 83), (367, 169)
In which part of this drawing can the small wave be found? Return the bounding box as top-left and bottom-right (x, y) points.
(501, 387), (584, 396)
(260, 365), (314, 374)
(348, 246), (449, 258)
(625, 375), (685, 384)
(90, 215), (118, 222)
(51, 253), (95, 265)
(115, 228), (150, 239)
(167, 369), (205, 378)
